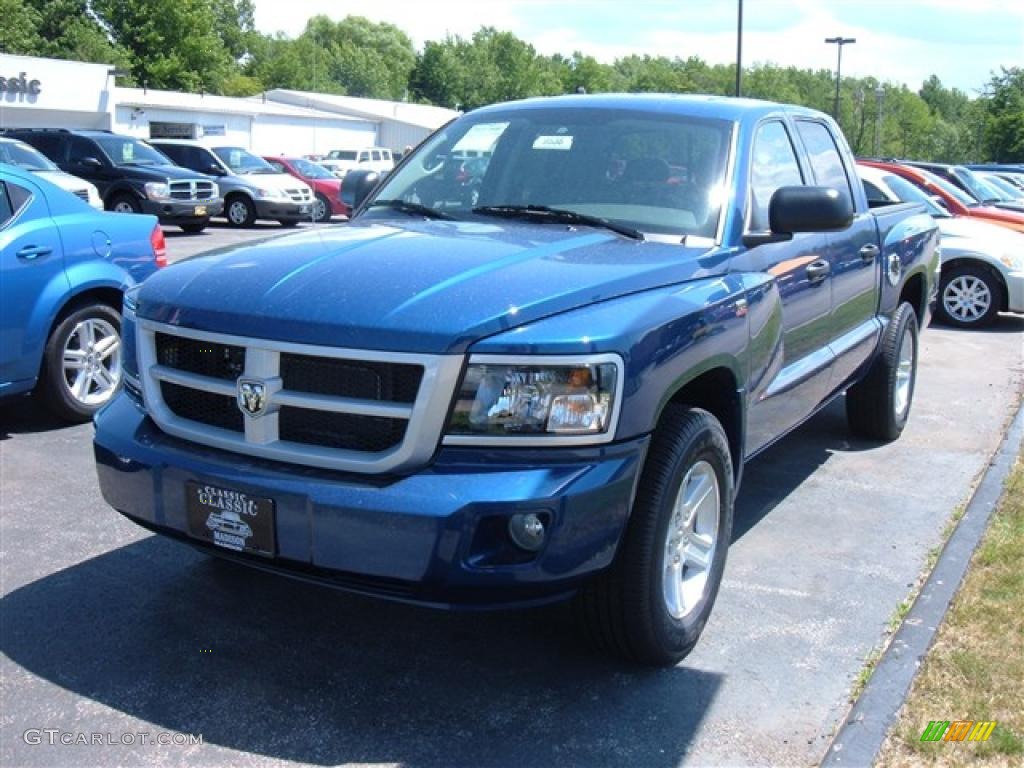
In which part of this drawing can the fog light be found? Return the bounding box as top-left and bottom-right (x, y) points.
(508, 512), (546, 552)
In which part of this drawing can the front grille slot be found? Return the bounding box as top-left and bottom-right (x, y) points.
(161, 382), (243, 433)
(169, 180), (218, 201)
(73, 189), (90, 202)
(156, 333), (244, 380)
(281, 354), (422, 403)
(279, 407), (407, 453)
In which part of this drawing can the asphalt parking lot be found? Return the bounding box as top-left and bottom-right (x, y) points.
(1, 225), (1022, 766)
(162, 219), (330, 264)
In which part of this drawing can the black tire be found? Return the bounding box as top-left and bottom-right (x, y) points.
(179, 219), (208, 234)
(935, 264), (1002, 328)
(846, 301), (919, 441)
(38, 303), (122, 423)
(108, 193), (141, 214)
(278, 219), (299, 228)
(225, 194), (256, 227)
(313, 192), (332, 222)
(575, 406), (734, 667)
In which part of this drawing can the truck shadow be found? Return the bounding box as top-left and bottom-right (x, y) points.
(0, 396), (74, 439)
(2, 537), (721, 767)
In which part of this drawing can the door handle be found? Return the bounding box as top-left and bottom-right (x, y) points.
(16, 245), (53, 261)
(806, 259), (831, 283)
(859, 244), (880, 262)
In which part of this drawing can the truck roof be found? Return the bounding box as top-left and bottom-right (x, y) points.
(469, 93), (831, 123)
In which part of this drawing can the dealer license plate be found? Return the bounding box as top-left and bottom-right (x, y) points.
(194, 205), (207, 216)
(185, 481), (275, 556)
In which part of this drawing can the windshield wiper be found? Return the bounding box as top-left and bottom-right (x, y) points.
(368, 199), (456, 220)
(473, 204), (644, 241)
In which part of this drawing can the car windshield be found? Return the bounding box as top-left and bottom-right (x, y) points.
(0, 140), (58, 171)
(213, 147), (276, 174)
(365, 107), (734, 240)
(982, 174), (1024, 199)
(954, 167), (1004, 203)
(882, 173), (949, 217)
(291, 158), (335, 179)
(329, 151), (358, 161)
(94, 136), (173, 167)
(916, 168), (977, 207)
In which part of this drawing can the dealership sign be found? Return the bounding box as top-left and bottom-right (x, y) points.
(0, 72), (41, 95)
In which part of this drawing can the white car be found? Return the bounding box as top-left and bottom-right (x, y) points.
(319, 147), (394, 178)
(0, 137), (103, 209)
(859, 163), (1024, 327)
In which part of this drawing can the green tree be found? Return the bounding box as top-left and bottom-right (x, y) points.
(982, 67), (1024, 162)
(0, 0), (43, 55)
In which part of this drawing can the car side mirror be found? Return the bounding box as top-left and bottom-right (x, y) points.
(341, 169), (382, 212)
(79, 157), (104, 169)
(743, 186), (853, 248)
(206, 164), (225, 176)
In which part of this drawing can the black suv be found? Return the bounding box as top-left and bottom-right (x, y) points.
(5, 129), (224, 233)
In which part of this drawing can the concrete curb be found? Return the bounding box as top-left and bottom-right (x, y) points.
(821, 398), (1024, 767)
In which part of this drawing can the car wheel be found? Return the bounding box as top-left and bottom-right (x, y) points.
(108, 193), (141, 214)
(936, 264), (1002, 328)
(846, 301), (919, 441)
(225, 195), (256, 227)
(179, 219), (208, 234)
(39, 303), (122, 422)
(575, 405), (734, 666)
(312, 193), (331, 222)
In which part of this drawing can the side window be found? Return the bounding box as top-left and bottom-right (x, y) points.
(795, 121), (854, 201)
(0, 182), (15, 227)
(267, 160), (285, 172)
(358, 151), (369, 163)
(68, 137), (100, 165)
(21, 134), (64, 162)
(157, 144), (184, 164)
(749, 121), (804, 231)
(862, 179), (888, 204)
(371, 150), (382, 162)
(0, 181), (31, 228)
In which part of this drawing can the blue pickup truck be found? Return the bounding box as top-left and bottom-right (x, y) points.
(94, 95), (939, 665)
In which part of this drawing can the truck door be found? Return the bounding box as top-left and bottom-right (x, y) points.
(0, 174), (67, 387)
(793, 119), (881, 389)
(736, 120), (836, 453)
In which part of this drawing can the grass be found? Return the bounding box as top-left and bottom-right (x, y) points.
(875, 455), (1024, 768)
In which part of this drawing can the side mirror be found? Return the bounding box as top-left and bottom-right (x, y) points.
(770, 186), (853, 233)
(206, 164), (225, 176)
(79, 156), (104, 169)
(340, 169), (382, 212)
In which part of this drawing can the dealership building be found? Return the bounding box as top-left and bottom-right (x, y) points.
(0, 52), (458, 155)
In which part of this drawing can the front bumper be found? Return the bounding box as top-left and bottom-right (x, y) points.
(94, 394), (647, 609)
(1005, 270), (1024, 314)
(142, 198), (223, 223)
(254, 198), (312, 222)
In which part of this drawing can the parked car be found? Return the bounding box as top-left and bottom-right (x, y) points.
(0, 137), (103, 210)
(95, 95), (938, 666)
(152, 140), (313, 228)
(859, 160), (1024, 234)
(859, 163), (1024, 327)
(1, 164), (164, 421)
(263, 155), (348, 222)
(319, 147), (394, 178)
(5, 129), (222, 233)
(975, 171), (1024, 204)
(904, 161), (1024, 214)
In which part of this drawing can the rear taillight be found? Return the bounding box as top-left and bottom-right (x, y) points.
(150, 225), (167, 268)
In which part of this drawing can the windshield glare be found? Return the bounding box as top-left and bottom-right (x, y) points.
(955, 168), (1003, 202)
(917, 168), (976, 207)
(366, 108), (734, 239)
(95, 137), (172, 166)
(981, 174), (1023, 199)
(0, 141), (57, 171)
(291, 158), (334, 179)
(214, 147), (275, 173)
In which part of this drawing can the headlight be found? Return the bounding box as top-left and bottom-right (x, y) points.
(144, 182), (172, 201)
(255, 187), (286, 199)
(998, 253), (1024, 270)
(444, 354), (622, 445)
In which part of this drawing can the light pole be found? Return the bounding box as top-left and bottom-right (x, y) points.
(735, 0), (743, 97)
(824, 36), (856, 123)
(873, 86), (884, 156)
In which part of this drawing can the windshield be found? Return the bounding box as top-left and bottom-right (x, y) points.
(365, 107), (733, 240)
(954, 167), (1004, 203)
(0, 140), (58, 171)
(981, 174), (1024, 199)
(94, 136), (173, 167)
(882, 173), (948, 217)
(290, 158), (335, 179)
(213, 147), (276, 174)
(916, 168), (977, 207)
(329, 150), (358, 161)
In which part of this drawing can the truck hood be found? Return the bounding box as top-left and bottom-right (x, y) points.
(138, 219), (726, 354)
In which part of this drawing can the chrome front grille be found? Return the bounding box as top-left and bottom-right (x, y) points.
(169, 180), (218, 201)
(138, 320), (462, 474)
(285, 188), (313, 203)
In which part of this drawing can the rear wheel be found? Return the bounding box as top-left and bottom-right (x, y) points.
(312, 193), (331, 222)
(846, 301), (919, 440)
(39, 303), (122, 422)
(108, 193), (141, 214)
(225, 195), (256, 227)
(936, 264), (1002, 328)
(575, 406), (734, 666)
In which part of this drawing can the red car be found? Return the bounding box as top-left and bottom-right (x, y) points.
(859, 160), (1024, 235)
(263, 156), (349, 222)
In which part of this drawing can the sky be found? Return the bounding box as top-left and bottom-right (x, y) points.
(252, 0), (1024, 95)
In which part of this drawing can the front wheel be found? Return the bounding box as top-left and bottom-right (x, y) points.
(39, 303), (122, 422)
(846, 301), (919, 440)
(108, 193), (141, 214)
(936, 264), (1002, 328)
(312, 193), (332, 222)
(225, 195), (256, 227)
(575, 406), (734, 666)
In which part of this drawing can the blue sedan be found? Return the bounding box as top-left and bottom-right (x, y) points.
(0, 164), (164, 421)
